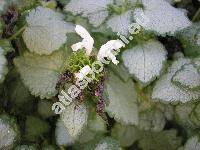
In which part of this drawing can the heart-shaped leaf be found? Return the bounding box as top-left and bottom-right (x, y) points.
(23, 6), (74, 55)
(106, 10), (133, 36)
(14, 50), (68, 99)
(61, 103), (88, 139)
(152, 58), (200, 103)
(172, 64), (200, 91)
(65, 0), (113, 27)
(122, 40), (167, 86)
(104, 71), (138, 125)
(134, 0), (191, 35)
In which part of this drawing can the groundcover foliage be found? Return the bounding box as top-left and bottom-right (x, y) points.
(0, 0), (200, 149)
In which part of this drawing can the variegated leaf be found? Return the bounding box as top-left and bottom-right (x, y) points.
(14, 50), (67, 99)
(106, 10), (133, 36)
(61, 103), (88, 139)
(172, 64), (200, 91)
(65, 0), (113, 27)
(122, 40), (167, 86)
(23, 6), (74, 55)
(134, 0), (191, 35)
(152, 58), (200, 103)
(0, 47), (8, 83)
(105, 71), (138, 125)
(55, 120), (74, 146)
(94, 137), (121, 150)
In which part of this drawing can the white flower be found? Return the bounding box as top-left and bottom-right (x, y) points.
(97, 40), (124, 65)
(75, 65), (92, 80)
(71, 25), (94, 56)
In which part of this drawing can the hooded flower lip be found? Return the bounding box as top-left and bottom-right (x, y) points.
(97, 40), (124, 65)
(72, 25), (124, 65)
(71, 25), (94, 56)
(72, 26), (124, 82)
(75, 65), (92, 80)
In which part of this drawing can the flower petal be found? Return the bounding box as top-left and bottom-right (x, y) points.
(72, 25), (94, 55)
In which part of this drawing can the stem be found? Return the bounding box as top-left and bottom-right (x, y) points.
(8, 25), (26, 41)
(135, 83), (148, 102)
(192, 8), (200, 22)
(60, 146), (65, 150)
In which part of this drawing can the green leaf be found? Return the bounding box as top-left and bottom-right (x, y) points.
(7, 0), (38, 12)
(111, 123), (141, 147)
(138, 109), (166, 132)
(72, 135), (105, 150)
(78, 109), (107, 143)
(189, 103), (200, 127)
(61, 103), (88, 139)
(175, 102), (200, 128)
(108, 63), (130, 83)
(14, 49), (68, 99)
(175, 103), (196, 128)
(0, 0), (38, 15)
(138, 130), (182, 150)
(6, 71), (34, 110)
(38, 100), (56, 118)
(25, 116), (50, 141)
(157, 103), (174, 121)
(88, 114), (106, 133)
(15, 145), (38, 150)
(78, 128), (97, 144)
(104, 71), (139, 125)
(0, 40), (14, 54)
(41, 145), (56, 150)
